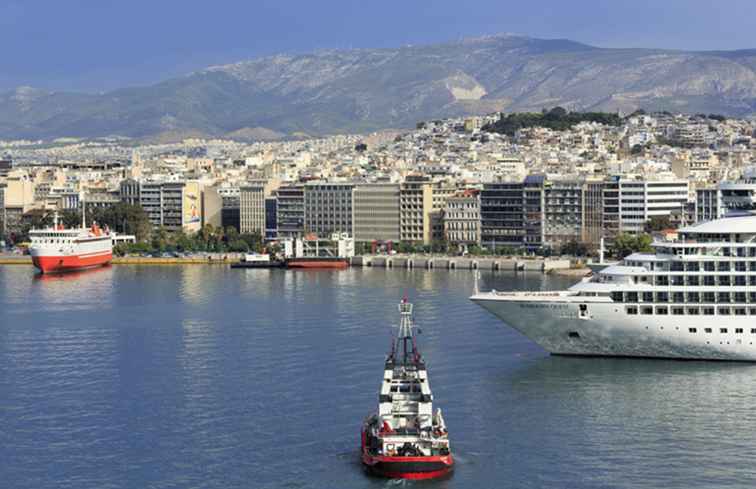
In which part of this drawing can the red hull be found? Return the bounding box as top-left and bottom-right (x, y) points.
(286, 260), (349, 269)
(361, 430), (453, 480)
(32, 252), (113, 274)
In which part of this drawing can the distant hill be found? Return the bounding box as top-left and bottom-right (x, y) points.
(1, 34), (756, 140)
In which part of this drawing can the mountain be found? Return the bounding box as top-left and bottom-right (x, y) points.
(2, 35), (756, 140)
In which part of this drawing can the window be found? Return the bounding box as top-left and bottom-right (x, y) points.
(718, 308), (731, 316)
(656, 306), (668, 315)
(672, 292), (684, 303)
(641, 307), (653, 315)
(735, 262), (747, 272)
(626, 292), (638, 302)
(735, 292), (746, 303)
(626, 306), (638, 315)
(673, 307), (684, 315)
(752, 328), (756, 334)
(718, 276), (731, 286)
(689, 328), (697, 333)
(705, 327), (713, 333)
(735, 276), (746, 286)
(686, 262), (700, 272)
(736, 328), (744, 334)
(718, 292), (731, 303)
(703, 292), (716, 303)
(704, 276), (716, 286)
(686, 276), (700, 286)
(703, 308), (715, 316)
(704, 262), (715, 272)
(642, 292), (653, 303)
(657, 292), (669, 303)
(735, 308), (747, 316)
(672, 276), (684, 286)
(656, 276), (669, 286)
(688, 292), (700, 303)
(718, 262), (731, 272)
(720, 327), (729, 333)
(611, 292), (623, 302)
(687, 307), (700, 315)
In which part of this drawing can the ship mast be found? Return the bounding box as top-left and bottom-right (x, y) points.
(394, 299), (420, 365)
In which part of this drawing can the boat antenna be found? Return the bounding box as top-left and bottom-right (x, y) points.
(396, 298), (419, 365)
(81, 193), (86, 229)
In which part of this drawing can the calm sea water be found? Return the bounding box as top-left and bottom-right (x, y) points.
(2, 265), (756, 488)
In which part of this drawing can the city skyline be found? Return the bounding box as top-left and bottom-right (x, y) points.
(1, 0), (756, 92)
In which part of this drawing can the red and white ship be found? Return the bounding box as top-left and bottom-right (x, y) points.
(29, 212), (113, 274)
(361, 299), (454, 480)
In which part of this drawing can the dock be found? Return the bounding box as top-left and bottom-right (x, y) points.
(350, 255), (575, 273)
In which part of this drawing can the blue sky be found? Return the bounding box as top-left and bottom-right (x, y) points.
(1, 0), (754, 92)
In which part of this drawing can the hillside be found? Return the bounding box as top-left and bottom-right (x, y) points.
(1, 35), (755, 140)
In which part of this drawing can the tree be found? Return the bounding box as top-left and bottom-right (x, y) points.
(611, 233), (653, 259)
(561, 240), (588, 257)
(644, 215), (672, 233)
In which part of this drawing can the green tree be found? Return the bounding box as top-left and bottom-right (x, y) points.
(561, 240), (588, 256)
(612, 233), (653, 259)
(644, 215), (672, 233)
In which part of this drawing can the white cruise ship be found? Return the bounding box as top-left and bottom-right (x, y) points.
(471, 215), (756, 361)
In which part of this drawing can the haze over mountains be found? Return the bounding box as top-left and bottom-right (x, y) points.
(2, 34), (756, 141)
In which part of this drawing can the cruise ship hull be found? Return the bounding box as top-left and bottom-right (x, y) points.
(471, 295), (756, 361)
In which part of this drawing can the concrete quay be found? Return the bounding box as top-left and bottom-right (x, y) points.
(350, 255), (574, 273)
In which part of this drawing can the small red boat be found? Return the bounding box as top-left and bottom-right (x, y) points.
(361, 299), (454, 480)
(286, 257), (349, 269)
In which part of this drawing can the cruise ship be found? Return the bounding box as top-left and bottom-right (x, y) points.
(471, 215), (756, 361)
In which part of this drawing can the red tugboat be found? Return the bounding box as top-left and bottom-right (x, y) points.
(361, 299), (453, 480)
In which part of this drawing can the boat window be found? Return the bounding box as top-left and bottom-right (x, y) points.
(686, 262), (700, 272)
(656, 292), (669, 303)
(687, 307), (699, 315)
(735, 292), (747, 303)
(656, 306), (668, 315)
(626, 292), (638, 302)
(686, 276), (699, 286)
(642, 292), (653, 303)
(703, 292), (715, 303)
(703, 308), (715, 316)
(735, 309), (747, 317)
(689, 328), (697, 333)
(705, 328), (713, 333)
(704, 262), (715, 272)
(641, 307), (653, 315)
(718, 262), (731, 272)
(717, 293), (731, 303)
(626, 306), (638, 315)
(672, 307), (684, 316)
(718, 308), (731, 316)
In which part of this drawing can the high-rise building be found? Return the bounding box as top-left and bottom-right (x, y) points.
(275, 185), (304, 238)
(480, 181), (525, 249)
(353, 183), (400, 243)
(240, 180), (280, 235)
(443, 190), (480, 245)
(139, 181), (202, 232)
(304, 182), (354, 236)
(695, 181), (756, 222)
(400, 175), (433, 244)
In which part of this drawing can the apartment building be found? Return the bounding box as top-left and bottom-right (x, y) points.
(400, 175), (433, 244)
(443, 190), (480, 245)
(352, 183), (400, 243)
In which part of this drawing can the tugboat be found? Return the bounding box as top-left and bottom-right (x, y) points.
(361, 299), (454, 480)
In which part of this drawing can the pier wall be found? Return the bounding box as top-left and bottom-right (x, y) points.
(351, 255), (574, 273)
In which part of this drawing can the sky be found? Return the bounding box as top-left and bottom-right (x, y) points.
(0, 0), (754, 93)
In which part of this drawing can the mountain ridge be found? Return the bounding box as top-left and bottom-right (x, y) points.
(1, 34), (755, 141)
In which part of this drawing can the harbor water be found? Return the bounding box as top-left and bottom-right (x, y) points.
(2, 265), (756, 488)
